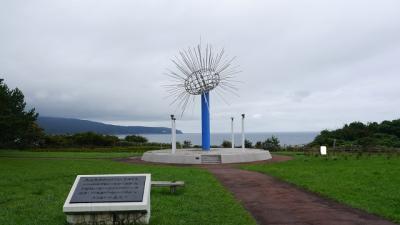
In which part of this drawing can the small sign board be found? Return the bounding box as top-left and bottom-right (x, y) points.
(63, 174), (151, 213)
(70, 176), (146, 203)
(320, 146), (327, 155)
(63, 174), (151, 224)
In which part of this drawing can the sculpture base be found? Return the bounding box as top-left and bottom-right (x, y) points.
(141, 148), (271, 164)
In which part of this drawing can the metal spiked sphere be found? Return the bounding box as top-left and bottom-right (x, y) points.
(184, 68), (220, 95)
(165, 43), (240, 150)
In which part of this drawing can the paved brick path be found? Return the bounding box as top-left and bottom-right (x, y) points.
(119, 155), (397, 225)
(206, 156), (396, 225)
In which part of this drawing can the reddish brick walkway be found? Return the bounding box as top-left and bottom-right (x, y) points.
(119, 155), (396, 225)
(206, 156), (396, 225)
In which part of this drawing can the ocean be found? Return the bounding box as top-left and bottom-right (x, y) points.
(117, 132), (319, 146)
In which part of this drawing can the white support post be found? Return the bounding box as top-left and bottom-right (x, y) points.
(241, 114), (245, 151)
(231, 117), (234, 149)
(171, 115), (176, 154)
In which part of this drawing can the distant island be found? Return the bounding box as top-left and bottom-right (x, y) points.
(37, 116), (183, 135)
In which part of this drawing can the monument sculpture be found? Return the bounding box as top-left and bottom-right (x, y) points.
(165, 43), (240, 150)
(142, 42), (271, 164)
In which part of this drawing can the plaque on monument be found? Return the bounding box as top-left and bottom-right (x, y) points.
(70, 176), (146, 203)
(63, 174), (151, 225)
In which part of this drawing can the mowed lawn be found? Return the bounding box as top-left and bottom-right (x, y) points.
(242, 153), (400, 223)
(0, 149), (140, 159)
(0, 151), (256, 225)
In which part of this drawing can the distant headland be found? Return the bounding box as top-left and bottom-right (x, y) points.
(37, 116), (183, 135)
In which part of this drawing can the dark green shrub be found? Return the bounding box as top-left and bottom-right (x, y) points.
(125, 135), (148, 143)
(0, 79), (44, 148)
(260, 136), (281, 151)
(183, 140), (192, 148)
(245, 139), (253, 148)
(72, 132), (118, 147)
(221, 140), (231, 148)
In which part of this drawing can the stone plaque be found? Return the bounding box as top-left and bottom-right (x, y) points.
(70, 176), (146, 203)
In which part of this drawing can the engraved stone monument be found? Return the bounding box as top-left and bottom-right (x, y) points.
(63, 174), (151, 225)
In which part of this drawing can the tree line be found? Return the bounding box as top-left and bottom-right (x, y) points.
(3, 78), (399, 150)
(221, 136), (281, 151)
(310, 120), (400, 148)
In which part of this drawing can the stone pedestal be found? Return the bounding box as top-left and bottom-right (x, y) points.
(63, 174), (151, 225)
(66, 211), (148, 225)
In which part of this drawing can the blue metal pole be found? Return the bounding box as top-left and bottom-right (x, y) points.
(201, 92), (210, 151)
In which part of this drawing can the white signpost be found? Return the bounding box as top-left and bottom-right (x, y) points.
(241, 114), (245, 151)
(320, 146), (327, 155)
(231, 117), (234, 149)
(171, 115), (176, 154)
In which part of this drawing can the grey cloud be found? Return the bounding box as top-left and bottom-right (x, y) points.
(1, 0), (400, 132)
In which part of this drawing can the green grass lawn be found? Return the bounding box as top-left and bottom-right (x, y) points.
(0, 149), (140, 159)
(0, 151), (256, 225)
(242, 153), (400, 223)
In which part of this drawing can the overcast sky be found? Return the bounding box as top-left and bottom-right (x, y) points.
(1, 0), (400, 133)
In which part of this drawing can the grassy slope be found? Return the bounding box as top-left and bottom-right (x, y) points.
(0, 150), (140, 159)
(0, 151), (256, 225)
(242, 153), (400, 223)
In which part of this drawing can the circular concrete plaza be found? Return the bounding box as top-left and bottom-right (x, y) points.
(141, 148), (272, 164)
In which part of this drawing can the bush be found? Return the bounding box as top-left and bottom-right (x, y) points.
(183, 140), (192, 148)
(256, 136), (281, 151)
(43, 134), (74, 147)
(72, 132), (119, 147)
(245, 139), (253, 148)
(310, 119), (400, 148)
(125, 135), (148, 143)
(43, 133), (119, 147)
(222, 140), (232, 148)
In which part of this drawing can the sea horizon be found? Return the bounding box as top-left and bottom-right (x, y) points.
(117, 131), (319, 146)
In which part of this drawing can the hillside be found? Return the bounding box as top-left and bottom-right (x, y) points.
(311, 119), (400, 147)
(37, 117), (183, 135)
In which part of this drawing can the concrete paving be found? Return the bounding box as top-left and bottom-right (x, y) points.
(141, 148), (271, 164)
